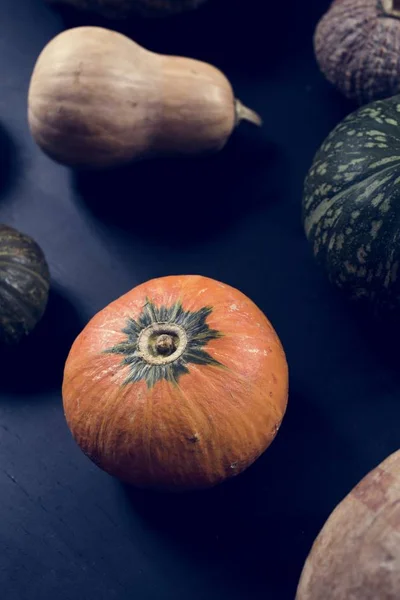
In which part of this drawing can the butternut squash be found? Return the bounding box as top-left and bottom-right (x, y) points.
(28, 27), (261, 169)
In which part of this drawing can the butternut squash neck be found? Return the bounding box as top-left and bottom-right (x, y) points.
(154, 55), (262, 153)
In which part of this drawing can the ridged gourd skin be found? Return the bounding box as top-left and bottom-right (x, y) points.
(0, 224), (50, 345)
(314, 0), (400, 105)
(62, 275), (289, 492)
(46, 0), (208, 18)
(28, 27), (260, 170)
(303, 94), (400, 313)
(296, 450), (400, 600)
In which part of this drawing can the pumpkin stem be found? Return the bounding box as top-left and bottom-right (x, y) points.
(137, 322), (188, 366)
(155, 334), (176, 356)
(235, 99), (263, 127)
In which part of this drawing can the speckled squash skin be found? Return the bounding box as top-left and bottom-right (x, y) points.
(314, 0), (400, 105)
(46, 0), (208, 18)
(303, 95), (400, 312)
(62, 275), (288, 492)
(296, 451), (400, 599)
(0, 225), (50, 344)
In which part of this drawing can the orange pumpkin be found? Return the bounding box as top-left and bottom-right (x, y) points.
(62, 275), (288, 491)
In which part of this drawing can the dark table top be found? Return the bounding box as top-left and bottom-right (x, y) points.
(0, 0), (398, 598)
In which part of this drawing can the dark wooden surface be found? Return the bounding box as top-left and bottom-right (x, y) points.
(0, 1), (398, 598)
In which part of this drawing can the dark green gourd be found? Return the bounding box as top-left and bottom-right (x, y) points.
(0, 225), (50, 344)
(303, 95), (400, 312)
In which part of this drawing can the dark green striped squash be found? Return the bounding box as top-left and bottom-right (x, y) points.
(0, 225), (50, 344)
(303, 95), (400, 313)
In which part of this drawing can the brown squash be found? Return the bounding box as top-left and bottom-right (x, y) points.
(28, 26), (261, 169)
(62, 275), (288, 491)
(46, 0), (208, 18)
(296, 450), (400, 599)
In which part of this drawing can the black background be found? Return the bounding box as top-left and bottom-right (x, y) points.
(0, 1), (398, 599)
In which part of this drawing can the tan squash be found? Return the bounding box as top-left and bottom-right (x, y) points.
(28, 26), (261, 169)
(46, 0), (208, 18)
(296, 450), (400, 599)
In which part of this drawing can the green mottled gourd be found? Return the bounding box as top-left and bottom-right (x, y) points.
(0, 225), (50, 344)
(303, 95), (400, 312)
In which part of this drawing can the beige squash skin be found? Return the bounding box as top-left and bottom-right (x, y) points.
(296, 450), (400, 600)
(28, 27), (258, 169)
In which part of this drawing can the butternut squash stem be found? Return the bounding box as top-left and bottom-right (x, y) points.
(235, 99), (263, 127)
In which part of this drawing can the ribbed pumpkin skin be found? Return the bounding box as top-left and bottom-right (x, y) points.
(296, 451), (400, 599)
(303, 95), (400, 312)
(0, 225), (50, 344)
(62, 275), (288, 491)
(46, 0), (208, 18)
